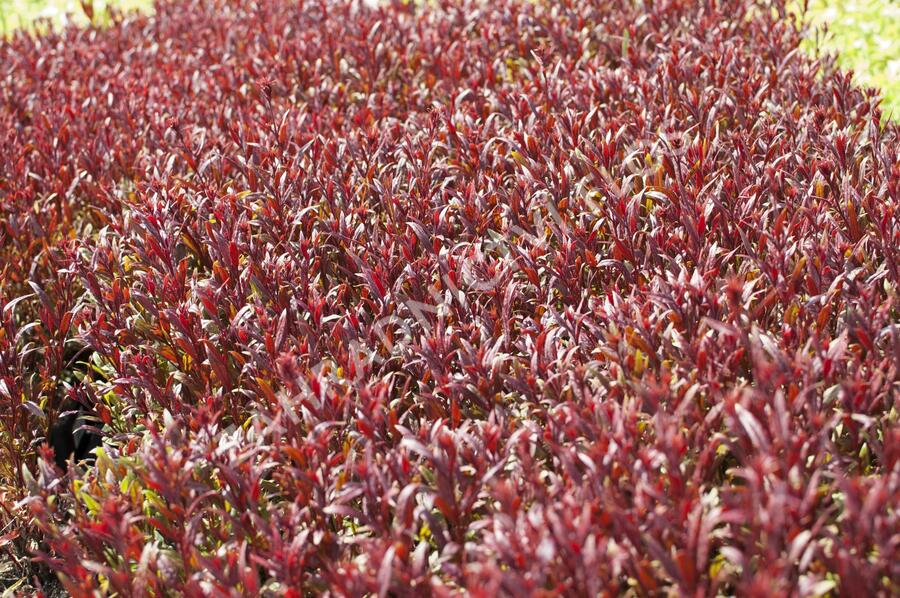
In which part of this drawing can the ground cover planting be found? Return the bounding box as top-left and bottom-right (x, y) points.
(0, 0), (898, 595)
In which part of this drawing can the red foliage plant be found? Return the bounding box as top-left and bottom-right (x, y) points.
(0, 0), (898, 595)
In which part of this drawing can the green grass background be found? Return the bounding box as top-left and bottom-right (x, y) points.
(0, 0), (150, 33)
(0, 0), (897, 116)
(804, 0), (900, 117)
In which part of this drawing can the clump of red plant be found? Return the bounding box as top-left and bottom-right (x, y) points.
(0, 0), (898, 595)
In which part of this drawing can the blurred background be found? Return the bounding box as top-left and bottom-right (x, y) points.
(0, 0), (150, 33)
(804, 0), (899, 116)
(0, 0), (897, 116)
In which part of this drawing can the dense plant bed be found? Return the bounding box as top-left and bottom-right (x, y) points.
(0, 0), (897, 595)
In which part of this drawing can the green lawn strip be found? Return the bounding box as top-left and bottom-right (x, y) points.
(802, 0), (900, 118)
(0, 0), (151, 35)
